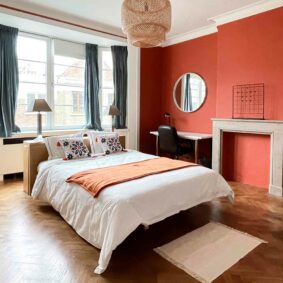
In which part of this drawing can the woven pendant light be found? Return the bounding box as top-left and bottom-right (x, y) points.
(121, 0), (172, 48)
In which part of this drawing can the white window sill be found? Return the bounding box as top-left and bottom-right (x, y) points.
(10, 129), (82, 139)
(7, 128), (129, 139)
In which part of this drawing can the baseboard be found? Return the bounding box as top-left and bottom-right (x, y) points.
(269, 185), (283, 197)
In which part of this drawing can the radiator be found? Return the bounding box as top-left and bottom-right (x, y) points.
(0, 138), (26, 180)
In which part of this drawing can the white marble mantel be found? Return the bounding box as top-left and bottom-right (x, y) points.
(212, 118), (283, 197)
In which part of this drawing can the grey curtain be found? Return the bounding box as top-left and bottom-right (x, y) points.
(84, 43), (102, 130)
(111, 46), (128, 129)
(0, 24), (20, 137)
(184, 74), (192, 112)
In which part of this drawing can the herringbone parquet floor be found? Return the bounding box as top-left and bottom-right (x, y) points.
(0, 180), (283, 283)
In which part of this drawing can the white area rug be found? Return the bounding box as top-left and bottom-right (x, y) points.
(154, 222), (266, 283)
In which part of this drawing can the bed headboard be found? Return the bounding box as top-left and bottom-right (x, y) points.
(23, 136), (126, 195)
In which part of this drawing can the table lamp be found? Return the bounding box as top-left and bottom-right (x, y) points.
(108, 105), (120, 132)
(164, 112), (171, 126)
(29, 99), (52, 138)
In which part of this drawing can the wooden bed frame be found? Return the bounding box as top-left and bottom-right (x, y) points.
(23, 136), (126, 195)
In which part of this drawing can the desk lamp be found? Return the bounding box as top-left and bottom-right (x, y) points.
(164, 112), (171, 126)
(109, 105), (121, 132)
(29, 99), (52, 138)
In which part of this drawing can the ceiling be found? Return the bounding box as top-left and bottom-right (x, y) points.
(0, 0), (279, 41)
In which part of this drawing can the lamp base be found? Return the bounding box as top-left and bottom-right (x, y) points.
(37, 112), (43, 136)
(33, 135), (44, 142)
(112, 115), (115, 132)
(34, 112), (44, 141)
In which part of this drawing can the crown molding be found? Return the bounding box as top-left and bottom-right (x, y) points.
(209, 0), (283, 26)
(163, 25), (217, 47)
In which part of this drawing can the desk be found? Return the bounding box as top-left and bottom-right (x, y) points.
(150, 131), (212, 163)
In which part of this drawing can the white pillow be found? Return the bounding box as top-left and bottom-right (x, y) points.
(44, 133), (82, 160)
(85, 131), (116, 155)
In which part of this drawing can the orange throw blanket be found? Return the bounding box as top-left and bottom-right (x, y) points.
(66, 157), (197, 197)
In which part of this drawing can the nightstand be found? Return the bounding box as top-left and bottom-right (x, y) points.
(23, 140), (48, 195)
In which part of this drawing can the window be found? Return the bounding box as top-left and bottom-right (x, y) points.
(16, 35), (48, 130)
(16, 34), (115, 132)
(99, 49), (114, 128)
(16, 34), (86, 131)
(72, 91), (84, 113)
(54, 55), (85, 127)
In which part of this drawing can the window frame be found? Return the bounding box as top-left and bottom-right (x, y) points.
(17, 32), (87, 132)
(98, 47), (114, 129)
(16, 33), (114, 132)
(17, 32), (50, 132)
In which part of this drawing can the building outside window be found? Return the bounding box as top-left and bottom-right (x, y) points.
(53, 52), (85, 128)
(72, 91), (84, 114)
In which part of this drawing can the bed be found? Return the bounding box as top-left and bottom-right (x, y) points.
(30, 140), (233, 274)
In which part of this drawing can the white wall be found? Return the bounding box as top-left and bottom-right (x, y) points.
(127, 45), (140, 150)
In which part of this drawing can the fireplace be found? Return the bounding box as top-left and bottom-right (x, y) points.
(212, 119), (283, 197)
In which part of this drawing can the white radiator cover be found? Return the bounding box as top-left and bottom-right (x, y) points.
(0, 140), (24, 179)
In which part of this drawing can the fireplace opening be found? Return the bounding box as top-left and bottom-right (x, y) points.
(222, 132), (270, 189)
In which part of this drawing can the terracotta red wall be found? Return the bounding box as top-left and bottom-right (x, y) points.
(160, 34), (218, 133)
(139, 34), (217, 161)
(216, 7), (283, 188)
(140, 48), (162, 154)
(222, 133), (270, 188)
(140, 7), (283, 188)
(216, 8), (283, 119)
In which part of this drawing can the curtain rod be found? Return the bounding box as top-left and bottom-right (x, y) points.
(0, 4), (127, 40)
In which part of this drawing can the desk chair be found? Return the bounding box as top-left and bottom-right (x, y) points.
(158, 125), (191, 159)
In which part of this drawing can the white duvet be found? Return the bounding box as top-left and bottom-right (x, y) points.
(32, 150), (233, 274)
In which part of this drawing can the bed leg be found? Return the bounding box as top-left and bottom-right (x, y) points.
(228, 192), (235, 203)
(94, 266), (105, 274)
(143, 224), (149, 231)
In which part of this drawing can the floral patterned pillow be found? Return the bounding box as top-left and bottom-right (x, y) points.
(44, 133), (82, 160)
(59, 138), (91, 160)
(84, 130), (117, 155)
(98, 134), (123, 155)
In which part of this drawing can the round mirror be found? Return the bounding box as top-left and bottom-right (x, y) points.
(173, 73), (207, 112)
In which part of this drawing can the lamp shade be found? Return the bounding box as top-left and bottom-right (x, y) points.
(29, 99), (52, 112)
(121, 0), (171, 48)
(108, 105), (121, 116)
